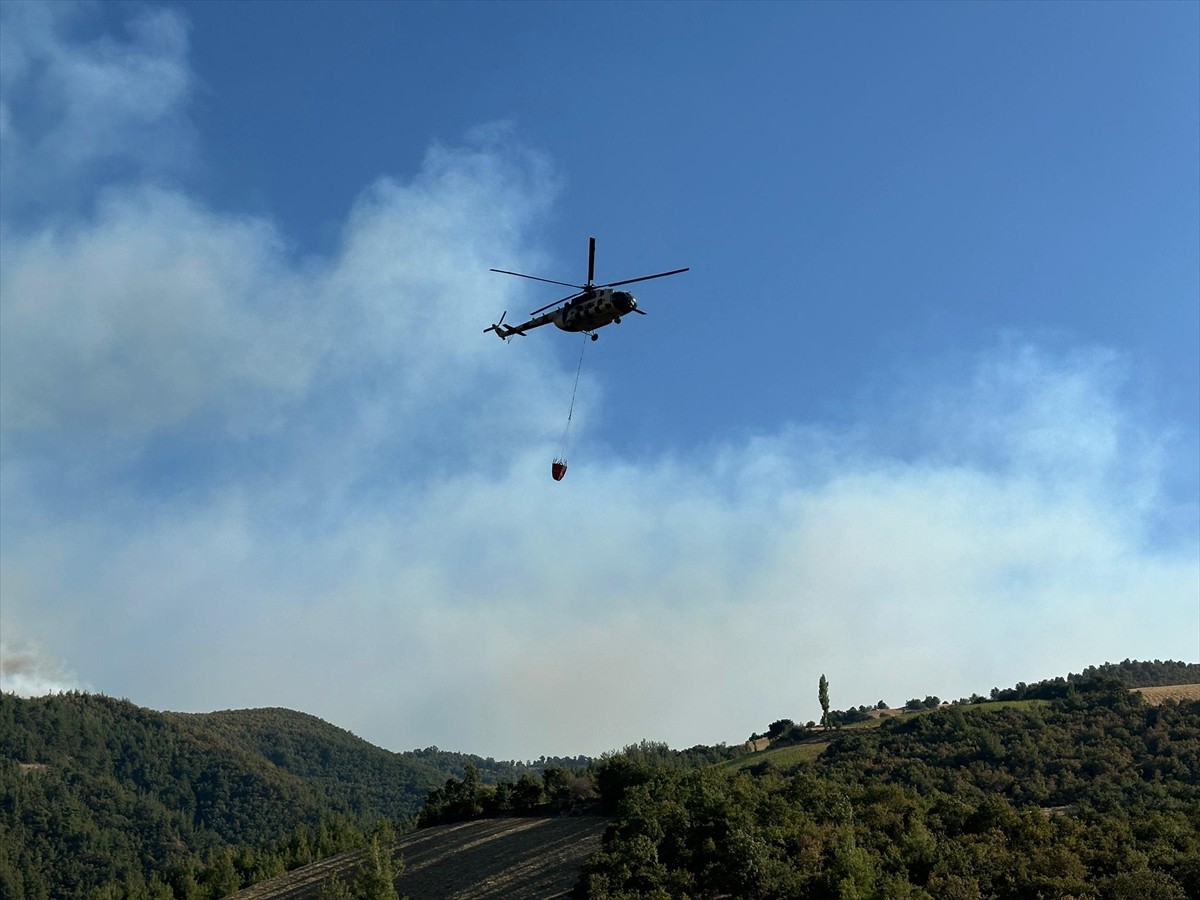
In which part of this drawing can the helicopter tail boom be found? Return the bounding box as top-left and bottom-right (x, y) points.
(484, 311), (526, 340)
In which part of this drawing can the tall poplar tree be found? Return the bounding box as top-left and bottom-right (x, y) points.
(819, 674), (831, 730)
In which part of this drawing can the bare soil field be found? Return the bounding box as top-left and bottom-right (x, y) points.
(1134, 684), (1200, 705)
(228, 815), (608, 900)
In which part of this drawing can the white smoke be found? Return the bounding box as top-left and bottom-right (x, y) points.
(0, 2), (1195, 758)
(0, 635), (84, 696)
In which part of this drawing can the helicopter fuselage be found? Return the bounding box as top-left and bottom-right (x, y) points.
(490, 288), (638, 341)
(555, 289), (637, 332)
(486, 236), (684, 342)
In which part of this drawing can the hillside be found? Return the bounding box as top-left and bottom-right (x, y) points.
(579, 682), (1200, 897)
(231, 684), (1200, 899)
(229, 816), (607, 900)
(1, 693), (351, 899)
(0, 694), (574, 899)
(171, 707), (549, 819)
(2, 658), (1197, 898)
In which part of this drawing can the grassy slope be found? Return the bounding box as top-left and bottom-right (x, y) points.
(726, 698), (1054, 772)
(720, 689), (1197, 774)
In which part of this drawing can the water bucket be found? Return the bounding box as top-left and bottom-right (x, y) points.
(551, 460), (568, 481)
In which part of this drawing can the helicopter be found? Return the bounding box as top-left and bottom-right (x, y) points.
(486, 237), (688, 341)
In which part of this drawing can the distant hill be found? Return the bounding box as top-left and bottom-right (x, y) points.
(0, 693), (576, 899)
(171, 706), (552, 817)
(2, 658), (1197, 898)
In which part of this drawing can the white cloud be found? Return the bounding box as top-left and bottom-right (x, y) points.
(0, 1), (194, 214)
(1, 187), (315, 438)
(7, 331), (1195, 758)
(0, 2), (1194, 761)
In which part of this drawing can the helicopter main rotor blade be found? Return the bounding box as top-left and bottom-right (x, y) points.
(490, 269), (583, 290)
(600, 267), (690, 289)
(587, 236), (596, 285)
(529, 291), (585, 317)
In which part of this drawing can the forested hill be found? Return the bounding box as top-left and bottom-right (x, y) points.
(172, 707), (571, 813)
(0, 693), (570, 899)
(1, 659), (1196, 898)
(580, 677), (1200, 898)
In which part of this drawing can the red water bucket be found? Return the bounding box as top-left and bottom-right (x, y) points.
(551, 460), (568, 481)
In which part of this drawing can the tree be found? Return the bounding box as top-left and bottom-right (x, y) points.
(767, 719), (794, 740)
(543, 766), (574, 802)
(511, 773), (545, 811)
(204, 848), (241, 898)
(819, 675), (831, 731)
(352, 834), (399, 900)
(316, 874), (353, 900)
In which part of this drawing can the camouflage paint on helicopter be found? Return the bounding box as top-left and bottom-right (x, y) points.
(486, 237), (686, 342)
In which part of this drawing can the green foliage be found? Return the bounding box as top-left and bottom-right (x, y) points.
(543, 765), (578, 802)
(766, 719), (794, 739)
(317, 874), (354, 900)
(418, 739), (743, 829)
(7, 660), (1195, 898)
(511, 773), (546, 811)
(904, 695), (941, 711)
(418, 762), (588, 825)
(986, 658), (1200, 703)
(578, 692), (1200, 897)
(417, 764), (487, 826)
(818, 675), (831, 730)
(352, 833), (400, 900)
(312, 826), (404, 900)
(0, 693), (480, 898)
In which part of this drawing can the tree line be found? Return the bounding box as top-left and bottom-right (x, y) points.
(0, 692), (548, 898)
(575, 684), (1200, 897)
(3, 659), (1194, 897)
(416, 740), (746, 829)
(753, 658), (1200, 739)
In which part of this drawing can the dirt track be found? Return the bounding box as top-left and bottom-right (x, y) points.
(228, 815), (608, 900)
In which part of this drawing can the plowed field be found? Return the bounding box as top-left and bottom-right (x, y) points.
(228, 815), (608, 900)
(1134, 684), (1200, 705)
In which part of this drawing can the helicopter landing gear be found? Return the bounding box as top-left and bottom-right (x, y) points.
(590, 333), (599, 341)
(613, 316), (621, 324)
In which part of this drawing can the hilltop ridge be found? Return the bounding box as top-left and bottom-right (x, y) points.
(0, 694), (575, 898)
(1, 658), (1196, 898)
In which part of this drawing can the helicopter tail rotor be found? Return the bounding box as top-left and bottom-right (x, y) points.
(485, 310), (523, 340)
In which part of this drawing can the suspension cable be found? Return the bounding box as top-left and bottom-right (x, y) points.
(557, 337), (587, 461)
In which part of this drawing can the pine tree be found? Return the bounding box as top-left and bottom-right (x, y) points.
(316, 874), (353, 900)
(352, 834), (399, 900)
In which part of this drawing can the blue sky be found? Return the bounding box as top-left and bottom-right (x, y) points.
(1, 0), (1197, 759)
